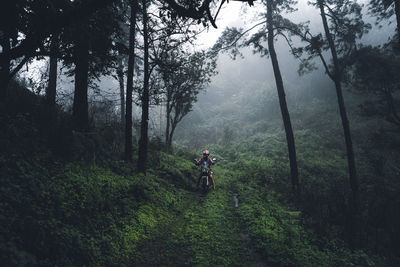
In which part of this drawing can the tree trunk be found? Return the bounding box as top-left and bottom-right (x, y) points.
(46, 34), (58, 107)
(125, 0), (138, 162)
(169, 110), (182, 147)
(138, 0), (150, 173)
(0, 33), (10, 102)
(165, 101), (171, 145)
(385, 89), (400, 125)
(318, 0), (359, 246)
(117, 58), (125, 127)
(72, 27), (89, 131)
(168, 121), (176, 147)
(395, 0), (400, 47)
(266, 0), (299, 194)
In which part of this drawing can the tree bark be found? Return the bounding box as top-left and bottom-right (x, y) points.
(168, 121), (176, 147)
(266, 0), (299, 194)
(168, 111), (181, 147)
(394, 0), (400, 48)
(72, 26), (89, 131)
(0, 32), (10, 102)
(165, 102), (171, 145)
(318, 0), (359, 246)
(165, 89), (173, 146)
(138, 0), (150, 173)
(125, 0), (138, 162)
(385, 89), (400, 125)
(46, 33), (58, 107)
(117, 58), (125, 127)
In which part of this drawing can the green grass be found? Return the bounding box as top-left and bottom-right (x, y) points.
(132, 164), (254, 266)
(0, 144), (390, 266)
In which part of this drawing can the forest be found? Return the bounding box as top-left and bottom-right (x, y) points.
(1, 0), (400, 266)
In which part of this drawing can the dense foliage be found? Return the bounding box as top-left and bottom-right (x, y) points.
(1, 78), (399, 266)
(1, 0), (400, 266)
(176, 69), (400, 263)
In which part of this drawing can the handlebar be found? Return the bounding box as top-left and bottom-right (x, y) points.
(193, 158), (217, 165)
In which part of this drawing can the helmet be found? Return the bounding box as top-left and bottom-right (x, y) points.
(203, 150), (210, 157)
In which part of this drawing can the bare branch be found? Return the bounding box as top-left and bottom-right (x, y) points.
(216, 20), (267, 52)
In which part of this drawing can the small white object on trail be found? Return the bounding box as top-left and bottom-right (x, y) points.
(233, 194), (239, 208)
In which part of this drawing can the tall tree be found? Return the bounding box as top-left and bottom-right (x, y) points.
(0, 31), (11, 102)
(72, 22), (90, 131)
(46, 33), (59, 108)
(145, 1), (213, 146)
(319, 0), (357, 202)
(213, 0), (300, 194)
(266, 0), (299, 194)
(318, 0), (365, 208)
(58, 0), (124, 131)
(304, 0), (368, 246)
(158, 50), (216, 146)
(0, 0), (20, 101)
(138, 0), (150, 173)
(278, 0), (369, 245)
(125, 0), (138, 162)
(117, 57), (125, 127)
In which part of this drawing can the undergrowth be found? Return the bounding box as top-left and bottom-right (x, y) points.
(0, 98), (395, 266)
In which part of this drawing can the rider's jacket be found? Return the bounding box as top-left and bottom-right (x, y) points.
(196, 157), (214, 167)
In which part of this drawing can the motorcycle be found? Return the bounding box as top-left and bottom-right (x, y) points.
(194, 158), (216, 193)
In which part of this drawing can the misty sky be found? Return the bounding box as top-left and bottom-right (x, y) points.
(197, 0), (395, 93)
(16, 0), (397, 126)
(175, 0), (397, 147)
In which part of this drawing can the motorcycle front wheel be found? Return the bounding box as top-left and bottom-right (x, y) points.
(201, 176), (209, 194)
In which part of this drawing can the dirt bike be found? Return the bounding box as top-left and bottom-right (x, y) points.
(194, 158), (216, 193)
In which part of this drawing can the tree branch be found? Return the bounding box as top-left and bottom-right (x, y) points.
(318, 52), (334, 80)
(0, 0), (119, 61)
(8, 57), (30, 81)
(216, 20), (267, 52)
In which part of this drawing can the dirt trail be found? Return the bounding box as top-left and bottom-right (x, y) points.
(232, 192), (266, 267)
(134, 169), (267, 266)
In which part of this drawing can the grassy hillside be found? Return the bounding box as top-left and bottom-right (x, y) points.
(1, 146), (387, 266)
(0, 82), (397, 266)
(0, 127), (391, 266)
(173, 78), (400, 264)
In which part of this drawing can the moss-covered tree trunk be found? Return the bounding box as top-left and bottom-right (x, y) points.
(318, 0), (359, 246)
(72, 25), (89, 131)
(266, 0), (299, 194)
(138, 0), (150, 173)
(125, 0), (138, 162)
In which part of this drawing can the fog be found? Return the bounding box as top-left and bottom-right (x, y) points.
(3, 1), (400, 264)
(16, 0), (397, 146)
(172, 1), (396, 149)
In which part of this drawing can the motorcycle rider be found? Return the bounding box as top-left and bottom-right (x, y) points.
(195, 150), (215, 190)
